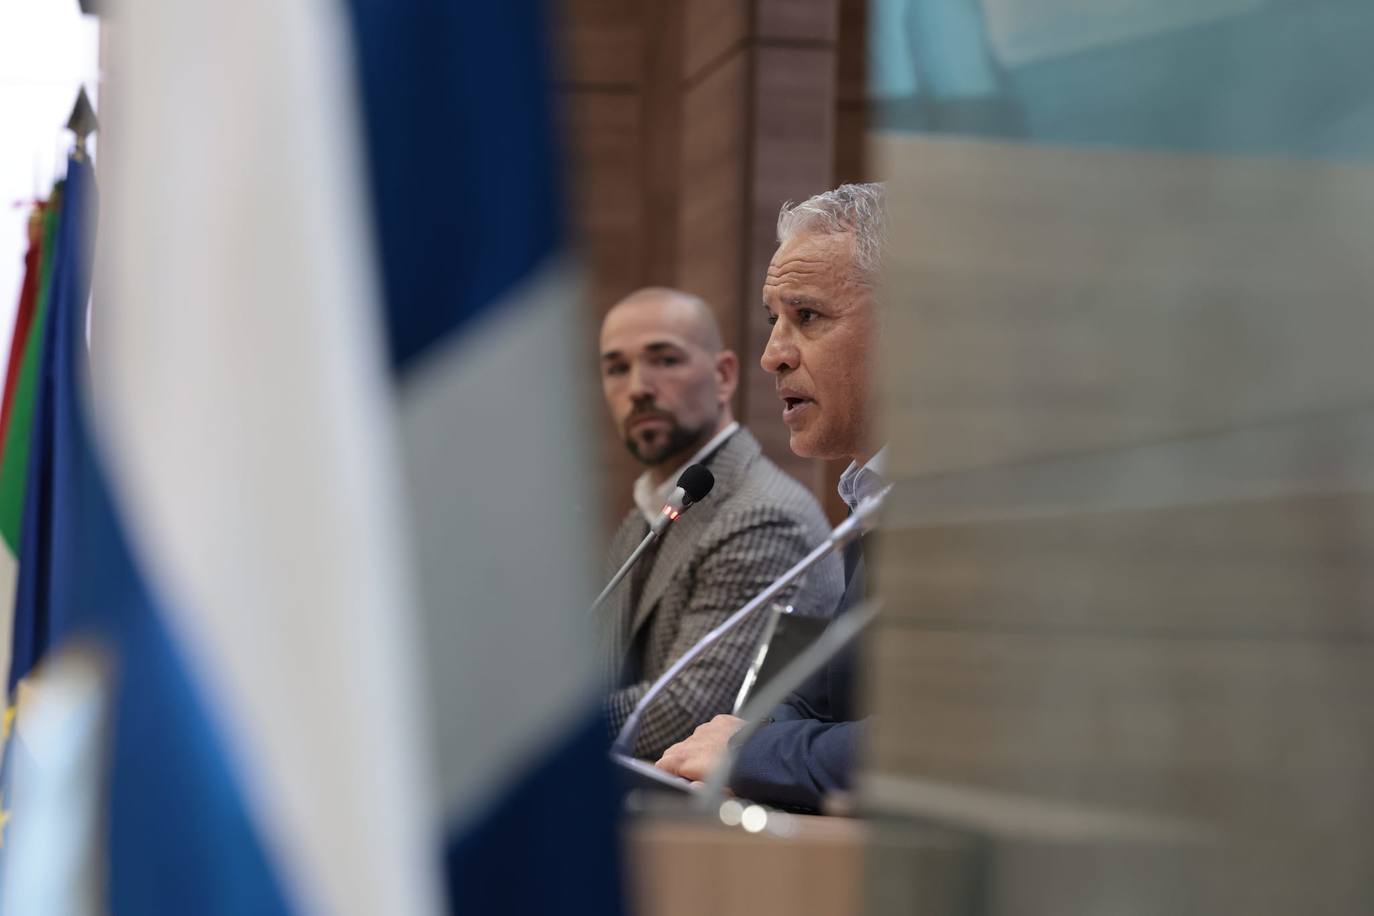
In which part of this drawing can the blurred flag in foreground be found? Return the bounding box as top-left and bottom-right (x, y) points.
(6, 0), (440, 911)
(2, 0), (622, 913)
(341, 0), (624, 911)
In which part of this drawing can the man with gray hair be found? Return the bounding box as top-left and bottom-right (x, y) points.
(654, 184), (886, 810)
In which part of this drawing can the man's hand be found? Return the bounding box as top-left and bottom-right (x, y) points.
(655, 714), (746, 782)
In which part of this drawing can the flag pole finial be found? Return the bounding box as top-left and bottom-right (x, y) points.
(67, 88), (98, 163)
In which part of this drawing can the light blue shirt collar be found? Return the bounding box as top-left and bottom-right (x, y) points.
(837, 446), (887, 514)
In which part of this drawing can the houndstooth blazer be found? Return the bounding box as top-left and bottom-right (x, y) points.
(600, 427), (844, 759)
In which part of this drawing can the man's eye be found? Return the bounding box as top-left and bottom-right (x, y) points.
(651, 354), (682, 367)
(764, 310), (777, 326)
(798, 308), (817, 325)
(605, 364), (627, 377)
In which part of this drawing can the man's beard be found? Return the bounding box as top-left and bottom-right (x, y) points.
(624, 414), (707, 467)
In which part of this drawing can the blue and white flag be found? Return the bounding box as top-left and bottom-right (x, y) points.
(341, 1), (625, 911)
(4, 0), (623, 912)
(5, 0), (443, 912)
(93, 0), (447, 911)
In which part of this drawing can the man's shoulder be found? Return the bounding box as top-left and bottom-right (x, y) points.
(708, 437), (831, 538)
(691, 444), (845, 616)
(739, 446), (829, 517)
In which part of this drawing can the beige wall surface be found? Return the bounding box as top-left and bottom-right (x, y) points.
(866, 132), (1374, 915)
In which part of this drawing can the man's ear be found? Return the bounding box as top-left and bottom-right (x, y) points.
(716, 349), (739, 403)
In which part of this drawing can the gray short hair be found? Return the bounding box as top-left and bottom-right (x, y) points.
(776, 182), (886, 285)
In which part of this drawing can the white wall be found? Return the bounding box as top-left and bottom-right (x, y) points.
(0, 0), (99, 365)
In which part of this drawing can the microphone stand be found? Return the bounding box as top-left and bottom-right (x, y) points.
(587, 486), (687, 618)
(588, 528), (658, 617)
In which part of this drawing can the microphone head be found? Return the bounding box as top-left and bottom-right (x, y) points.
(649, 465), (717, 536)
(676, 464), (715, 506)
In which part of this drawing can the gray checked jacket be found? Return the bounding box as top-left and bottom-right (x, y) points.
(600, 427), (844, 759)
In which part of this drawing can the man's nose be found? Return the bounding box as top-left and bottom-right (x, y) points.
(761, 323), (797, 375)
(627, 361), (656, 398)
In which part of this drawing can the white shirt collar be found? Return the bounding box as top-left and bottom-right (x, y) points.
(837, 446), (888, 514)
(633, 422), (740, 525)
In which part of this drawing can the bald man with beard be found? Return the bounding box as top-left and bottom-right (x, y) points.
(597, 288), (844, 760)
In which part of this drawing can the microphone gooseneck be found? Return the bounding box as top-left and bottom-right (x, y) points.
(589, 464), (718, 615)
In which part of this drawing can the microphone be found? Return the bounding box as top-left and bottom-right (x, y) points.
(608, 487), (888, 757)
(649, 464), (715, 535)
(588, 464), (716, 617)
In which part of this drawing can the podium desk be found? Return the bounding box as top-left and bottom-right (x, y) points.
(624, 812), (865, 916)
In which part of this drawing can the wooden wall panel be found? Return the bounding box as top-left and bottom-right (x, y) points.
(639, 1), (688, 285)
(562, 91), (648, 517)
(677, 50), (750, 358)
(834, 0), (867, 185)
(755, 0), (840, 42)
(744, 45), (839, 494)
(682, 0), (749, 82)
(563, 92), (644, 311)
(557, 0), (855, 530)
(833, 104), (868, 185)
(557, 0), (643, 87)
(556, 5), (650, 530)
